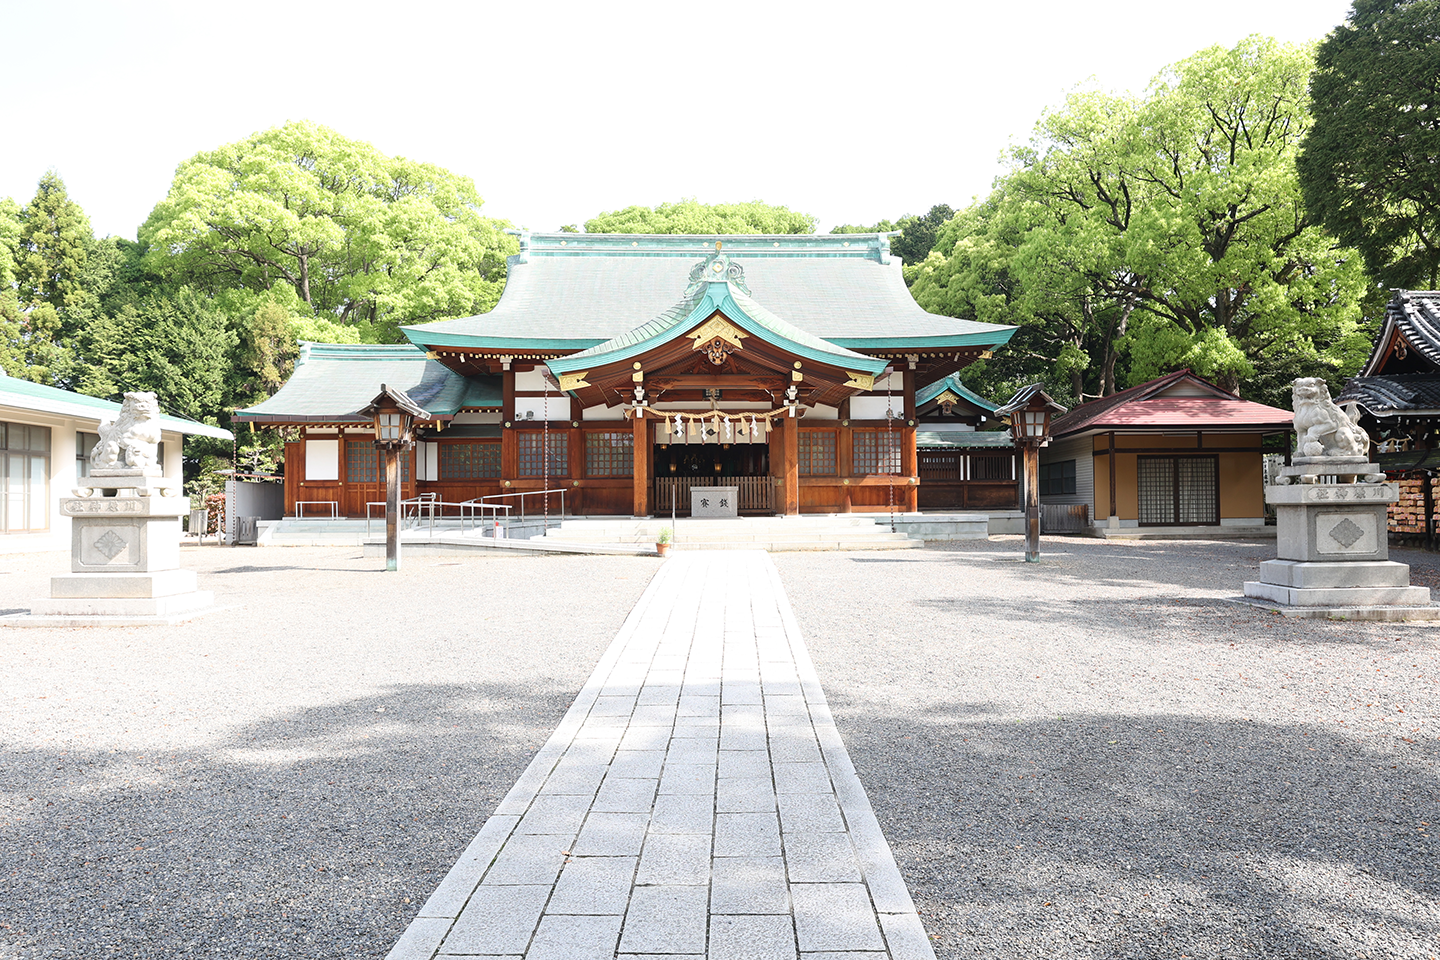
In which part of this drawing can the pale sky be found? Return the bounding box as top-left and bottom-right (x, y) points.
(2, 0), (1357, 239)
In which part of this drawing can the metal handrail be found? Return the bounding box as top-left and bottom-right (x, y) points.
(473, 488), (568, 532)
(366, 497), (515, 538)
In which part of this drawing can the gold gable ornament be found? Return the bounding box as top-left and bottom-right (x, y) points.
(557, 371), (591, 392)
(688, 316), (748, 365)
(843, 372), (876, 391)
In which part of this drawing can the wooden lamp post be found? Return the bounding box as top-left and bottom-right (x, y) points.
(997, 385), (1067, 564)
(361, 384), (430, 572)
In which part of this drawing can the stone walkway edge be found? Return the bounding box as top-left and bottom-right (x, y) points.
(385, 551), (935, 960)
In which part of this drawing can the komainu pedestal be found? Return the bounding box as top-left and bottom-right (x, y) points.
(15, 392), (214, 625)
(1242, 380), (1436, 619)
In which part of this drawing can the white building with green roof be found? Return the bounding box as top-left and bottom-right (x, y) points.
(0, 372), (232, 551)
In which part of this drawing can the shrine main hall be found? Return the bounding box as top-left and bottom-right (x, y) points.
(236, 233), (1017, 517)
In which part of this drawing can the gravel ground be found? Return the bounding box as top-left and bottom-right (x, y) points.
(773, 536), (1440, 960)
(4, 537), (1438, 960)
(0, 546), (657, 959)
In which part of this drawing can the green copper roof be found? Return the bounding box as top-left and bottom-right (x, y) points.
(915, 430), (1014, 449)
(403, 232), (1015, 353)
(547, 253), (886, 377)
(0, 372), (233, 440)
(916, 373), (1001, 413)
(233, 343), (501, 423)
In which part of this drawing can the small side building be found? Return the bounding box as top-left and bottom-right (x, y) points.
(1039, 370), (1292, 537)
(913, 373), (1018, 511)
(0, 372), (233, 552)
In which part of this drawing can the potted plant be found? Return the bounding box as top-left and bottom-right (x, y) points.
(656, 526), (673, 557)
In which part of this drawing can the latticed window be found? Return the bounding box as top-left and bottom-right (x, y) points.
(852, 430), (901, 475)
(585, 431), (633, 477)
(440, 442), (500, 479)
(970, 454), (1014, 482)
(346, 441), (410, 482)
(1039, 459), (1075, 495)
(1137, 456), (1217, 525)
(798, 431), (837, 476)
(518, 432), (568, 477)
(918, 450), (960, 481)
(2, 422), (50, 532)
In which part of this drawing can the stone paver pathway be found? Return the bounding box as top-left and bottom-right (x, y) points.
(387, 551), (934, 960)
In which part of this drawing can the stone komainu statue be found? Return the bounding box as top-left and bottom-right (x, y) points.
(91, 392), (164, 475)
(1292, 377), (1369, 459)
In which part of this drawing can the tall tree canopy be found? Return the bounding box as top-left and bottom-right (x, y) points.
(0, 174), (116, 384)
(912, 36), (1371, 408)
(831, 204), (956, 266)
(1299, 0), (1440, 289)
(140, 121), (515, 343)
(583, 199), (816, 235)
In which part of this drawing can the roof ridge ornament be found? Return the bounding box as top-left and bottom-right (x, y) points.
(684, 249), (751, 299)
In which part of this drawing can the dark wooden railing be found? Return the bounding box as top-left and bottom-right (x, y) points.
(654, 476), (773, 515)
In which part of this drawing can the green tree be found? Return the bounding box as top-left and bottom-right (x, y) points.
(0, 197), (25, 377)
(73, 287), (237, 424)
(140, 121), (516, 343)
(16, 172), (93, 315)
(914, 36), (1371, 406)
(1298, 0), (1440, 290)
(1, 174), (109, 384)
(831, 204), (956, 266)
(584, 199), (816, 234)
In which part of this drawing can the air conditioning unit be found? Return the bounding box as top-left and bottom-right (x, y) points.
(236, 516), (259, 546)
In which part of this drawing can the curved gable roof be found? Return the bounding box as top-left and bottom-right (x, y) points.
(547, 256), (886, 378)
(403, 232), (1016, 353)
(1361, 290), (1440, 376)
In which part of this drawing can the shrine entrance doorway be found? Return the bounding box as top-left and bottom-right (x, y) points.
(652, 432), (773, 515)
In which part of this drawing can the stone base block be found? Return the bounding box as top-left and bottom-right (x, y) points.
(1232, 598), (1440, 621)
(28, 591), (214, 618)
(50, 569), (198, 599)
(1243, 580), (1431, 607)
(1257, 559), (1412, 589)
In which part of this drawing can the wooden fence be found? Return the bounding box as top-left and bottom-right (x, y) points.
(654, 476), (773, 515)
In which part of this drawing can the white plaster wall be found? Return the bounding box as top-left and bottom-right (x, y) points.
(305, 439), (339, 480)
(514, 369), (552, 391)
(453, 411), (502, 424)
(583, 405), (627, 421)
(514, 397), (571, 422)
(850, 396), (904, 420)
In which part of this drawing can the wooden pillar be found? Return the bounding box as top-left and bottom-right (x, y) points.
(782, 413), (799, 516)
(1108, 430), (1118, 524)
(384, 445), (400, 572)
(1023, 441), (1039, 562)
(632, 411), (650, 517)
(903, 422), (918, 512)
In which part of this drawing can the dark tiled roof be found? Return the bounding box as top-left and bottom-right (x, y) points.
(403, 233), (1016, 352)
(233, 343), (501, 423)
(1379, 447), (1440, 473)
(1337, 373), (1440, 416)
(1361, 291), (1440, 375)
